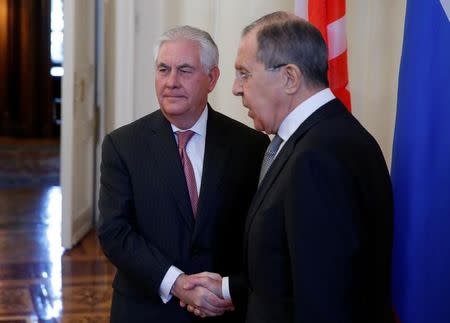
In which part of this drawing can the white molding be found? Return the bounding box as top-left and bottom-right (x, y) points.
(114, 0), (136, 128)
(61, 0), (75, 248)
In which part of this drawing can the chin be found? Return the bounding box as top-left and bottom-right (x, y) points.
(253, 121), (265, 133)
(161, 104), (190, 116)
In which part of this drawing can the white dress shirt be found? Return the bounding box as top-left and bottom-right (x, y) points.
(276, 88), (335, 155)
(159, 106), (208, 303)
(222, 88), (335, 301)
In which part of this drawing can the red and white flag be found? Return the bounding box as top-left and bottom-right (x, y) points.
(295, 0), (351, 111)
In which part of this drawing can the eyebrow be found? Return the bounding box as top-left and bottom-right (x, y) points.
(235, 63), (249, 71)
(177, 64), (195, 70)
(235, 66), (250, 74)
(157, 62), (195, 70)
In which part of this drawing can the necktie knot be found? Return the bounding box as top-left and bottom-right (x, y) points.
(266, 134), (283, 156)
(176, 130), (195, 149)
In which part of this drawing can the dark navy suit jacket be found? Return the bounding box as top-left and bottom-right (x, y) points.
(98, 106), (269, 323)
(230, 99), (395, 323)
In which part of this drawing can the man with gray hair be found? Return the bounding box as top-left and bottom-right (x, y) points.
(98, 25), (268, 322)
(183, 11), (394, 323)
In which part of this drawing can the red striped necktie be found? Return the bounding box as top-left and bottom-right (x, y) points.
(176, 130), (198, 217)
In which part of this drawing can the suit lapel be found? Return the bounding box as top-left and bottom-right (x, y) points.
(243, 135), (296, 238)
(244, 100), (344, 242)
(193, 107), (229, 238)
(144, 112), (195, 231)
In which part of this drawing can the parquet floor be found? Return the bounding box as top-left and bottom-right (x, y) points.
(0, 141), (115, 322)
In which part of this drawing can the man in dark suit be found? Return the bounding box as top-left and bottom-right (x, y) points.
(97, 25), (268, 323)
(183, 12), (395, 323)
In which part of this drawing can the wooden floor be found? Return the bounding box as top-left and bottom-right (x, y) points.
(0, 180), (115, 320)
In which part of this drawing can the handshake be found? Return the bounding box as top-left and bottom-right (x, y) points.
(171, 272), (235, 318)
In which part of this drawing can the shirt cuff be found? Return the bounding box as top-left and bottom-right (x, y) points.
(159, 266), (184, 303)
(222, 276), (232, 301)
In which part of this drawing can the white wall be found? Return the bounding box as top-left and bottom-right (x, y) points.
(107, 0), (406, 166)
(211, 0), (294, 126)
(133, 0), (293, 125)
(347, 0), (406, 167)
(133, 0), (163, 120)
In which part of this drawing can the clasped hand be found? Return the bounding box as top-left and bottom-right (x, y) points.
(171, 272), (234, 318)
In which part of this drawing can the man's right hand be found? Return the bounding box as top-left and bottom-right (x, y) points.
(171, 273), (234, 317)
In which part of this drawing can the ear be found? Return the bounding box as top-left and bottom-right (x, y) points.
(283, 64), (301, 95)
(207, 66), (220, 92)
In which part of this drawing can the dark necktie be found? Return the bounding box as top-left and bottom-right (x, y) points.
(176, 130), (198, 217)
(258, 134), (283, 186)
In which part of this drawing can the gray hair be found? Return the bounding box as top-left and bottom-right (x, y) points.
(153, 25), (219, 73)
(243, 11), (329, 88)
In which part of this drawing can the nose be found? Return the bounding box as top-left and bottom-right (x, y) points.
(166, 69), (180, 88)
(232, 78), (243, 96)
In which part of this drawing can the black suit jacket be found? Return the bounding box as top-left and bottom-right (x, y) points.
(98, 106), (269, 323)
(230, 99), (395, 323)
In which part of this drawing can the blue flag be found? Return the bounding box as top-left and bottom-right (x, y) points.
(391, 1), (450, 322)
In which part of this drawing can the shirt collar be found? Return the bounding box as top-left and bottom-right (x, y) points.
(171, 105), (208, 137)
(278, 88), (335, 142)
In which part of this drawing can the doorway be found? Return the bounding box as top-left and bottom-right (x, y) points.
(0, 0), (61, 188)
(0, 0), (63, 280)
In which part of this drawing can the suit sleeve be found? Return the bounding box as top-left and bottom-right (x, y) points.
(227, 132), (269, 311)
(285, 151), (359, 323)
(228, 272), (248, 309)
(97, 134), (172, 297)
